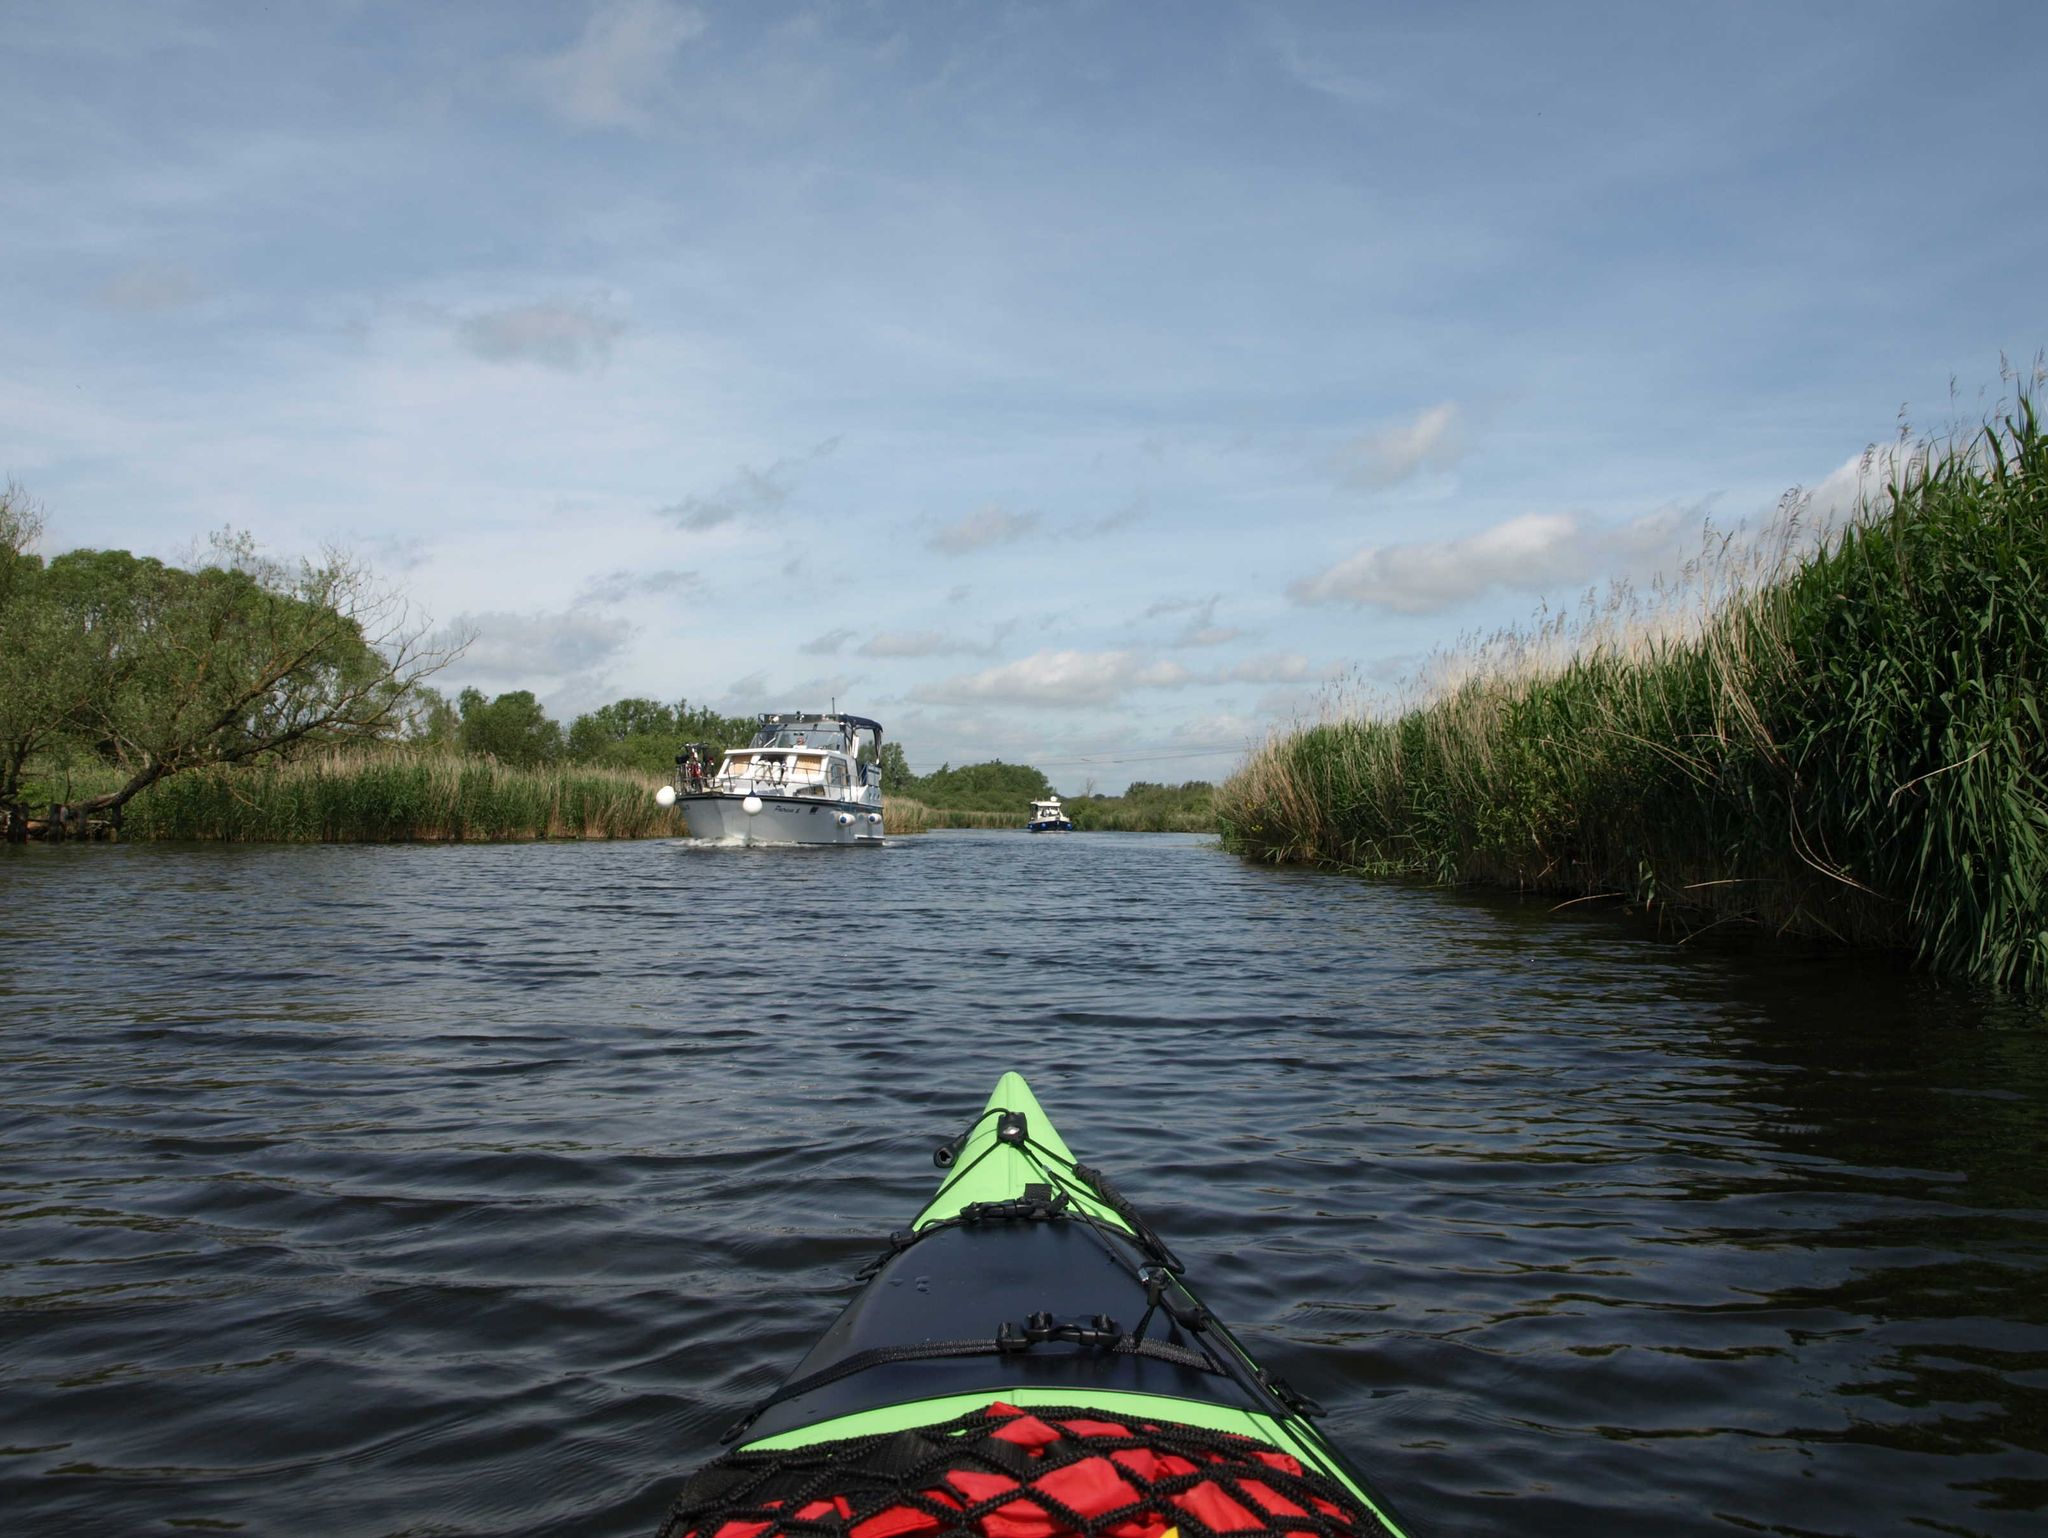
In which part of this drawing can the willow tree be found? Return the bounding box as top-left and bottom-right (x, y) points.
(0, 483), (80, 809)
(6, 525), (459, 826)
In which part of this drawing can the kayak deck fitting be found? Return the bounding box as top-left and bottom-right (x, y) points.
(657, 1073), (1418, 1538)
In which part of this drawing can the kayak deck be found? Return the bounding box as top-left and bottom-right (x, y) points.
(693, 1073), (1417, 1538)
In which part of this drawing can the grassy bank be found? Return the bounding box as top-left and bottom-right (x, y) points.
(55, 748), (684, 842)
(1220, 395), (2048, 997)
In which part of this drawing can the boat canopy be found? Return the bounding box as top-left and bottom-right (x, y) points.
(746, 712), (884, 752)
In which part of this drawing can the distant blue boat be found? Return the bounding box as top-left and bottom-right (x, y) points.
(1026, 795), (1074, 833)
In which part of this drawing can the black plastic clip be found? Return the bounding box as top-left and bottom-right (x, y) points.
(1022, 1311), (1123, 1348)
(960, 1189), (1072, 1227)
(996, 1110), (1029, 1145)
(1261, 1372), (1328, 1418)
(1141, 1267), (1212, 1331)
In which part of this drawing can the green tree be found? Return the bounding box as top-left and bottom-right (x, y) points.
(564, 698), (760, 774)
(458, 688), (563, 766)
(875, 740), (915, 794)
(400, 685), (461, 749)
(91, 539), (451, 816)
(17, 530), (458, 823)
(912, 759), (1053, 811)
(566, 696), (677, 759)
(0, 484), (93, 811)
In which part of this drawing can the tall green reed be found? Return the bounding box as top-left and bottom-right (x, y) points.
(97, 747), (683, 842)
(1221, 391), (2048, 996)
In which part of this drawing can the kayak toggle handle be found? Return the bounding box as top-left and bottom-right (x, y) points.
(933, 1107), (1027, 1167)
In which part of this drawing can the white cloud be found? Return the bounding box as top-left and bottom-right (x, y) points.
(1329, 402), (1464, 491)
(1075, 493), (1148, 536)
(1146, 595), (1244, 648)
(456, 300), (625, 371)
(90, 264), (204, 313)
(442, 608), (634, 686)
(785, 672), (863, 704)
(916, 649), (1193, 707)
(516, 0), (707, 130)
(859, 629), (995, 658)
(578, 567), (700, 604)
(1806, 439), (1930, 525)
(800, 626), (858, 655)
(929, 503), (1040, 554)
(1210, 652), (1311, 684)
(708, 669), (859, 712)
(711, 669), (772, 711)
(1289, 506), (1695, 613)
(661, 439), (838, 532)
(1170, 711), (1265, 746)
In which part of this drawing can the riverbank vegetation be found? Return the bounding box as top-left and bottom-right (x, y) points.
(1, 488), (1210, 842)
(1220, 392), (2047, 996)
(59, 748), (676, 842)
(38, 746), (951, 844)
(1066, 781), (1217, 832)
(879, 747), (1217, 832)
(876, 799), (1012, 833)
(879, 753), (1051, 811)
(0, 499), (454, 836)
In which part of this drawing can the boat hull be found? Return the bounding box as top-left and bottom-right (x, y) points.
(678, 792), (884, 845)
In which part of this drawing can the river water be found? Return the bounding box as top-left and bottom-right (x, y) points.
(2, 832), (2044, 1538)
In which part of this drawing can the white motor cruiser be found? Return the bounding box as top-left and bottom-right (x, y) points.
(659, 712), (886, 845)
(1026, 795), (1074, 832)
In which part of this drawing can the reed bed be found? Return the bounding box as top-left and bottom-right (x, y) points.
(881, 799), (1013, 833)
(1220, 394), (2048, 997)
(882, 796), (932, 834)
(1067, 798), (1218, 833)
(96, 748), (683, 842)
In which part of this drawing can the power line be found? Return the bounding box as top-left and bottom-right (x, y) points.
(1025, 745), (1253, 768)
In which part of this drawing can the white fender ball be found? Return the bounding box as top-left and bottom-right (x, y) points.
(655, 784), (677, 807)
(742, 795), (764, 815)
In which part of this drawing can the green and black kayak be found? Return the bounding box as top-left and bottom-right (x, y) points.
(656, 1073), (1418, 1538)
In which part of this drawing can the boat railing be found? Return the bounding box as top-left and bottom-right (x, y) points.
(679, 751), (873, 800)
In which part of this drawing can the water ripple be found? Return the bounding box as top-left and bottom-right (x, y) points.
(2, 833), (2045, 1536)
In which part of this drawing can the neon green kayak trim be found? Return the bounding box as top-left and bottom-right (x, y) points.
(912, 1070), (1130, 1234)
(740, 1386), (1405, 1536)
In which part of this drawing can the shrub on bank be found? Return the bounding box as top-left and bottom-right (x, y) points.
(1220, 394), (2048, 997)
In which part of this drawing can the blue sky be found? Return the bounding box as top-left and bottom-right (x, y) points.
(4, 1), (2042, 791)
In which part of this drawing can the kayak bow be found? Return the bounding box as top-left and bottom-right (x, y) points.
(660, 1072), (1418, 1538)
